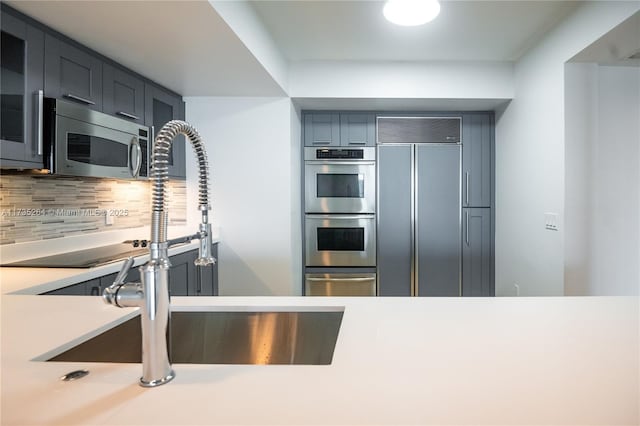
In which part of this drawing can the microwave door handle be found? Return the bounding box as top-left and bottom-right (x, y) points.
(129, 138), (142, 178)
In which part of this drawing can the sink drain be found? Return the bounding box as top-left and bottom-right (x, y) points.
(60, 369), (89, 382)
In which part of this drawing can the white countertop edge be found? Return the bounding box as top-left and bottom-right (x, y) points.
(0, 225), (220, 264)
(2, 236), (220, 295)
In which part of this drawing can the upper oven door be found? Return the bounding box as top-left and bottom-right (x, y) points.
(54, 115), (142, 179)
(305, 161), (375, 213)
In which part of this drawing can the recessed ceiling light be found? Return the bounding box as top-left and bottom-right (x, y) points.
(383, 0), (441, 26)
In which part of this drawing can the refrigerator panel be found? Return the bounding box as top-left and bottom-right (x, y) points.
(377, 145), (413, 296)
(416, 144), (462, 296)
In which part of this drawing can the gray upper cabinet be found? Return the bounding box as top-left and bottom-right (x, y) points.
(44, 34), (102, 111)
(340, 114), (375, 146)
(0, 10), (45, 168)
(103, 64), (145, 125)
(304, 113), (340, 146)
(145, 83), (186, 179)
(304, 113), (375, 147)
(462, 208), (494, 296)
(462, 113), (493, 208)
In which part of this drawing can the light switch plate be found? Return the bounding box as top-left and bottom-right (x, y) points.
(545, 212), (558, 231)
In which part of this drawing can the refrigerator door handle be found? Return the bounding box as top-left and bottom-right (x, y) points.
(465, 171), (470, 206)
(465, 210), (470, 246)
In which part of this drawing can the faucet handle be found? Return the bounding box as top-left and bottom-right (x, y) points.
(113, 257), (135, 287)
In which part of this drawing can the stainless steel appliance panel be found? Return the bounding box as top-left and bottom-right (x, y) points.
(305, 273), (376, 296)
(416, 144), (462, 296)
(54, 115), (142, 179)
(45, 98), (149, 179)
(305, 214), (376, 267)
(376, 116), (461, 144)
(305, 161), (376, 213)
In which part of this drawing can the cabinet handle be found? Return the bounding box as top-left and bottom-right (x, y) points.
(465, 211), (470, 246)
(35, 90), (44, 155)
(465, 172), (470, 206)
(117, 111), (140, 121)
(63, 93), (95, 106)
(197, 267), (202, 294)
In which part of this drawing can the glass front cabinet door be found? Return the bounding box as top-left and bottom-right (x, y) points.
(0, 10), (45, 169)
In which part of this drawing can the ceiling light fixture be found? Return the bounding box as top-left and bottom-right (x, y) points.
(383, 0), (441, 26)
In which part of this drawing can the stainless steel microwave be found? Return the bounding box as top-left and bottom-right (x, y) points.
(43, 98), (150, 179)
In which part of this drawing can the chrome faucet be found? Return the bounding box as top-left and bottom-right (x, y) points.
(103, 120), (215, 387)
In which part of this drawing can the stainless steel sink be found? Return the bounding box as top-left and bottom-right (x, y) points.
(46, 309), (344, 365)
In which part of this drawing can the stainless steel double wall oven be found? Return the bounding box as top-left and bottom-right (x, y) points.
(304, 147), (377, 296)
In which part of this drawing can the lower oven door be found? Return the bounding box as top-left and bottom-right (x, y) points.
(305, 214), (376, 267)
(305, 273), (376, 296)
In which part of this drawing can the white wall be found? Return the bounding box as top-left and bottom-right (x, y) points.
(565, 64), (640, 296)
(590, 66), (639, 295)
(289, 61), (514, 101)
(564, 63), (598, 296)
(185, 97), (301, 296)
(495, 1), (640, 296)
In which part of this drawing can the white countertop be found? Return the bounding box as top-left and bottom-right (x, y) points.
(0, 240), (217, 295)
(0, 226), (220, 295)
(1, 294), (638, 425)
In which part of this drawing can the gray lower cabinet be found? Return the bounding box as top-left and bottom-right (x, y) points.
(102, 64), (145, 125)
(462, 208), (494, 296)
(44, 34), (103, 111)
(377, 144), (461, 297)
(42, 246), (218, 296)
(44, 279), (92, 295)
(169, 245), (218, 296)
(145, 83), (186, 179)
(462, 113), (493, 208)
(0, 10), (45, 168)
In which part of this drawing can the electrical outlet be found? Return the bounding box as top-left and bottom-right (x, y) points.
(105, 213), (114, 226)
(514, 283), (520, 296)
(545, 212), (558, 231)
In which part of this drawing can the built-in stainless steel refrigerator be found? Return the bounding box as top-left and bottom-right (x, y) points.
(377, 116), (462, 296)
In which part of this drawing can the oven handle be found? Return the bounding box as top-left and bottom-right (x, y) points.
(306, 277), (375, 282)
(305, 161), (375, 166)
(306, 214), (375, 220)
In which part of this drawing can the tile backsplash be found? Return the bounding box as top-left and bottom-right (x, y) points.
(0, 175), (186, 245)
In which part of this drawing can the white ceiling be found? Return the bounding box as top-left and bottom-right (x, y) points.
(250, 0), (580, 62)
(5, 0), (286, 96)
(6, 0), (582, 96)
